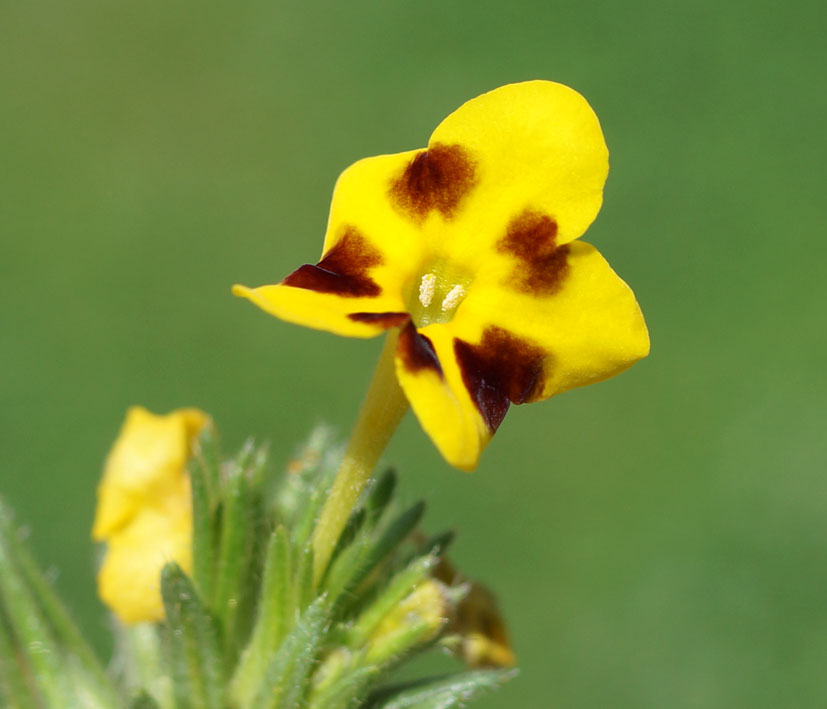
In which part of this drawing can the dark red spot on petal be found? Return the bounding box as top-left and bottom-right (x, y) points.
(497, 210), (570, 295)
(282, 227), (382, 297)
(453, 327), (547, 432)
(348, 312), (411, 328)
(390, 143), (477, 222)
(397, 321), (443, 376)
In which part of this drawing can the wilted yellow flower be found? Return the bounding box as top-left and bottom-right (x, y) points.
(436, 559), (516, 668)
(92, 406), (209, 624)
(234, 80), (649, 471)
(451, 582), (516, 668)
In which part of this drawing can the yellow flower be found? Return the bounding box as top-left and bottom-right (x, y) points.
(91, 406), (209, 624)
(234, 81), (649, 471)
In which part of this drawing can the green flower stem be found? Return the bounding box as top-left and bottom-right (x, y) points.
(311, 329), (409, 585)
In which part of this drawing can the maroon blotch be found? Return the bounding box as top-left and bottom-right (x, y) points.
(283, 227), (382, 297)
(348, 312), (411, 328)
(389, 143), (477, 221)
(497, 210), (570, 295)
(397, 321), (443, 376)
(453, 327), (546, 432)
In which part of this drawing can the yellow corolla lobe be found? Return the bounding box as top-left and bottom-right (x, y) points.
(388, 142), (478, 223)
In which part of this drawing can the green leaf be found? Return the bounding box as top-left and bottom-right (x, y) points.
(330, 508), (367, 564)
(250, 595), (332, 709)
(326, 500), (428, 617)
(294, 542), (315, 614)
(0, 603), (37, 709)
(0, 502), (86, 707)
(236, 459), (270, 652)
(366, 669), (518, 709)
(320, 524), (371, 601)
(129, 690), (162, 709)
(418, 530), (455, 559)
(192, 425), (221, 503)
(189, 451), (216, 605)
(115, 622), (174, 708)
(347, 501), (425, 594)
(308, 665), (380, 709)
(362, 619), (440, 671)
(347, 555), (436, 649)
(320, 470), (398, 602)
(0, 498), (118, 706)
(274, 425), (336, 527)
(230, 526), (291, 703)
(161, 563), (224, 709)
(290, 477), (332, 555)
(213, 443), (254, 661)
(247, 441), (270, 491)
(364, 469), (396, 527)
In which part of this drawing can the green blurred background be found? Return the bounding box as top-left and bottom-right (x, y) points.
(2, 1), (826, 706)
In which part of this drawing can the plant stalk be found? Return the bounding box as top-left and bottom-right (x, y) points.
(311, 329), (408, 584)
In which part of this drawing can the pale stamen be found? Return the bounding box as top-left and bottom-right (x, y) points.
(419, 273), (436, 308)
(441, 284), (466, 311)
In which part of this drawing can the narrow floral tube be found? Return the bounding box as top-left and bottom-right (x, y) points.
(234, 80), (649, 471)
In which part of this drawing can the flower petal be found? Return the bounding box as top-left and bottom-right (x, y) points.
(234, 152), (428, 337)
(400, 81), (608, 269)
(396, 300), (562, 470)
(232, 282), (409, 338)
(97, 482), (193, 624)
(459, 240), (650, 400)
(394, 321), (490, 471)
(92, 407), (208, 540)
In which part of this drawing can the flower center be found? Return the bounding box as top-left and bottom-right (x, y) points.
(408, 260), (472, 327)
